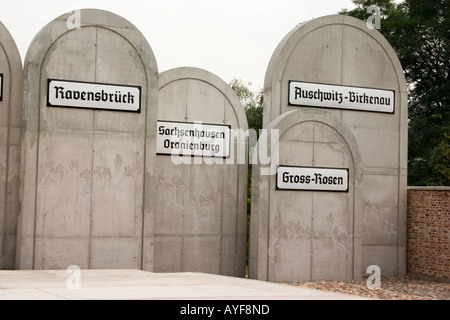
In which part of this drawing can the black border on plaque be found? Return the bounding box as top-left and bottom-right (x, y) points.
(0, 73), (3, 102)
(47, 78), (142, 113)
(276, 165), (350, 193)
(156, 119), (233, 159)
(288, 80), (395, 114)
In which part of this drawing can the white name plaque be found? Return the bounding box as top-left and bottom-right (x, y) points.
(289, 81), (394, 113)
(157, 121), (231, 158)
(47, 79), (141, 112)
(277, 166), (349, 192)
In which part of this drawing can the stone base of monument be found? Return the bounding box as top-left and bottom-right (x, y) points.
(0, 269), (369, 300)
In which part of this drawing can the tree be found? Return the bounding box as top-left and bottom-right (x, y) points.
(340, 0), (398, 20)
(229, 78), (255, 108)
(229, 79), (264, 272)
(229, 78), (264, 135)
(341, 0), (450, 186)
(429, 128), (450, 185)
(229, 78), (264, 216)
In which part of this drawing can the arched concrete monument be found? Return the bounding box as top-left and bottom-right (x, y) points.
(250, 109), (363, 281)
(154, 67), (248, 277)
(0, 21), (22, 269)
(16, 9), (159, 270)
(250, 15), (408, 281)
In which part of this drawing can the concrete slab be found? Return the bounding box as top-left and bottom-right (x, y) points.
(0, 269), (370, 300)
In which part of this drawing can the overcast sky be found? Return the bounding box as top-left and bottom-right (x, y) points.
(1, 0), (359, 91)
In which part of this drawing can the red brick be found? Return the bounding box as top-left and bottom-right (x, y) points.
(407, 188), (450, 279)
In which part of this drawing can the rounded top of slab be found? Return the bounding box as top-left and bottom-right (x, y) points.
(264, 14), (406, 91)
(0, 20), (23, 71)
(159, 67), (248, 131)
(267, 108), (362, 170)
(24, 8), (158, 74)
(160, 67), (232, 93)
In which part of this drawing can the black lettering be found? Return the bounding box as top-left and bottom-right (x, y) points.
(115, 91), (121, 103)
(164, 139), (170, 148)
(349, 92), (355, 103)
(314, 173), (321, 184)
(54, 86), (64, 99)
(127, 92), (134, 104)
(294, 87), (302, 100)
(373, 96), (379, 105)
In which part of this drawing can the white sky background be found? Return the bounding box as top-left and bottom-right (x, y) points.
(0, 0), (358, 91)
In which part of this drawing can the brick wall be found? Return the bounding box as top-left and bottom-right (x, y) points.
(407, 187), (450, 279)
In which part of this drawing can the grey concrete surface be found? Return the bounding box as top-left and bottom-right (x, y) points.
(0, 21), (23, 269)
(250, 109), (363, 282)
(16, 9), (159, 270)
(0, 269), (370, 300)
(155, 67), (248, 277)
(251, 14), (408, 282)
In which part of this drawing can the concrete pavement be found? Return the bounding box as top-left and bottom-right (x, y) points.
(0, 269), (370, 300)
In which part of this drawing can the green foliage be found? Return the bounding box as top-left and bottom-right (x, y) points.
(229, 79), (264, 274)
(339, 0), (398, 18)
(244, 91), (264, 137)
(428, 129), (450, 185)
(229, 78), (264, 136)
(229, 78), (255, 108)
(229, 78), (264, 215)
(342, 0), (450, 186)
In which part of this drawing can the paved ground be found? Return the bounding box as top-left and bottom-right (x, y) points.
(0, 269), (370, 300)
(288, 276), (450, 300)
